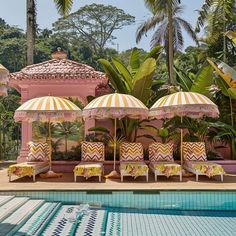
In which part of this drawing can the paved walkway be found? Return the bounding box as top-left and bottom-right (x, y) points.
(1, 168), (236, 191)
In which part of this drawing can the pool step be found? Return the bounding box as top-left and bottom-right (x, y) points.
(0, 197), (29, 222)
(16, 202), (61, 236)
(0, 199), (44, 236)
(0, 195), (14, 207)
(42, 205), (76, 236)
(74, 209), (107, 236)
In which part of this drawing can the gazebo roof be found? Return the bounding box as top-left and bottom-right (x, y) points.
(10, 49), (107, 81)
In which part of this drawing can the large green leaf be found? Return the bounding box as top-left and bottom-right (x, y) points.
(112, 57), (133, 91)
(228, 88), (236, 100)
(99, 59), (127, 94)
(88, 126), (110, 134)
(132, 58), (156, 103)
(215, 77), (229, 96)
(190, 64), (213, 95)
(144, 45), (162, 61)
(129, 48), (140, 76)
(174, 66), (192, 91)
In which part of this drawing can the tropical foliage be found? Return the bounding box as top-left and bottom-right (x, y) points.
(1, 1), (236, 160)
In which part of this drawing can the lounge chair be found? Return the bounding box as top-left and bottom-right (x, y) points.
(8, 141), (50, 182)
(73, 141), (104, 182)
(183, 142), (225, 182)
(120, 142), (149, 182)
(149, 142), (182, 181)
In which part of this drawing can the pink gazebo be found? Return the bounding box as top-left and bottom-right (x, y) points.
(9, 48), (109, 162)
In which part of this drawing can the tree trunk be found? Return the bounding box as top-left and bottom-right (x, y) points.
(168, 6), (175, 85)
(223, 1), (226, 63)
(26, 0), (36, 65)
(65, 136), (68, 154)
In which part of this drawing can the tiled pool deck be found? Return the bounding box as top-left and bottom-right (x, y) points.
(1, 168), (236, 191)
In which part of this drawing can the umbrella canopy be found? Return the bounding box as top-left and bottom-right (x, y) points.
(83, 93), (148, 120)
(14, 96), (81, 177)
(83, 92), (148, 177)
(15, 96), (81, 122)
(149, 91), (219, 167)
(149, 92), (219, 119)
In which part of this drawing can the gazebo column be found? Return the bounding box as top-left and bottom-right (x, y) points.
(84, 88), (96, 135)
(18, 87), (32, 163)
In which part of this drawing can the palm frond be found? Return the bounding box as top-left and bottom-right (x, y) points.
(173, 20), (184, 51)
(176, 17), (198, 45)
(53, 0), (73, 17)
(136, 13), (165, 43)
(150, 20), (168, 48)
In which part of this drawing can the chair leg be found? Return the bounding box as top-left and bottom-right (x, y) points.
(196, 173), (199, 182)
(221, 174), (223, 182)
(74, 174), (77, 182)
(155, 173), (157, 182)
(33, 174), (35, 182)
(99, 175), (101, 182)
(146, 173), (148, 182)
(180, 173), (182, 182)
(121, 174), (123, 182)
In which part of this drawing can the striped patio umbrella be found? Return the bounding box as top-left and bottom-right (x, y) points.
(14, 96), (82, 178)
(83, 93), (148, 120)
(15, 96), (81, 122)
(83, 93), (149, 177)
(149, 92), (219, 165)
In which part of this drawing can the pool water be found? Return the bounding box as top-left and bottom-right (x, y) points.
(0, 191), (235, 236)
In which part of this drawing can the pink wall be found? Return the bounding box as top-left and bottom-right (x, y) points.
(9, 79), (103, 162)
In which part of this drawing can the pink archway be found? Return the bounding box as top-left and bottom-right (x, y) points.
(9, 49), (109, 162)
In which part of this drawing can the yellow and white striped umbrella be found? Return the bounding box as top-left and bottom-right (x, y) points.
(149, 92), (219, 119)
(83, 93), (148, 120)
(14, 96), (81, 122)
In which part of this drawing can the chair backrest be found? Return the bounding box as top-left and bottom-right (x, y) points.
(27, 141), (49, 162)
(81, 141), (105, 162)
(120, 142), (144, 162)
(148, 142), (174, 162)
(182, 142), (207, 161)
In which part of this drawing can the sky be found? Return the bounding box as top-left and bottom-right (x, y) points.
(0, 0), (204, 52)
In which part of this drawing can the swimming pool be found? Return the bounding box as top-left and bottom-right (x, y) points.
(0, 191), (235, 235)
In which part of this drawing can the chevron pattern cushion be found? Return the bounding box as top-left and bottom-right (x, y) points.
(82, 141), (104, 162)
(27, 142), (49, 162)
(183, 142), (207, 161)
(149, 142), (174, 162)
(120, 142), (144, 162)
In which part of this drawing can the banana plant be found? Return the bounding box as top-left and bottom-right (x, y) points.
(225, 31), (236, 45)
(207, 58), (236, 100)
(174, 61), (214, 95)
(98, 46), (163, 141)
(207, 58), (236, 159)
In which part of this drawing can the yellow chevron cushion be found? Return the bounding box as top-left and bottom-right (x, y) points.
(27, 142), (49, 162)
(183, 142), (207, 161)
(82, 141), (104, 162)
(120, 142), (143, 161)
(149, 142), (174, 162)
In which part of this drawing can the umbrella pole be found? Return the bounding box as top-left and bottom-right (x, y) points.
(113, 118), (117, 170)
(105, 118), (120, 178)
(40, 120), (62, 179)
(48, 119), (52, 171)
(180, 116), (183, 167)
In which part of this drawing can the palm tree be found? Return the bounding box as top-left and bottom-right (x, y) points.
(26, 0), (36, 65)
(196, 0), (236, 62)
(137, 3), (198, 85)
(26, 0), (74, 65)
(53, 122), (83, 155)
